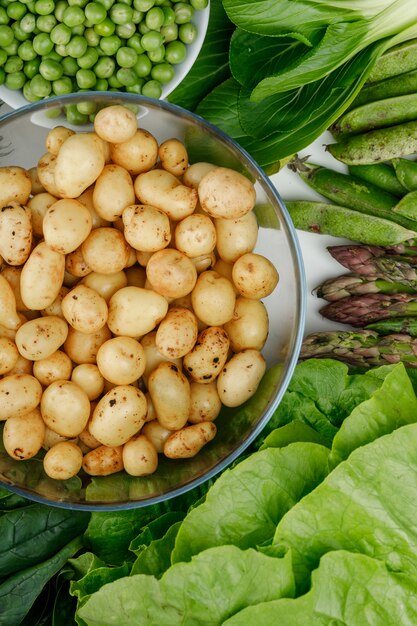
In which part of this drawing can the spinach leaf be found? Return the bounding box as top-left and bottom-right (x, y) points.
(0, 504), (89, 577)
(0, 535), (83, 626)
(171, 443), (329, 563)
(273, 423), (417, 592)
(78, 547), (294, 626)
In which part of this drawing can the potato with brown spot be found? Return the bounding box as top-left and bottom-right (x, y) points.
(146, 248), (197, 299)
(82, 444), (124, 476)
(232, 252), (279, 299)
(0, 167), (32, 209)
(89, 384), (147, 446)
(217, 349), (266, 407)
(189, 381), (222, 423)
(147, 362), (191, 430)
(20, 242), (65, 311)
(164, 422), (217, 459)
(3, 407), (45, 460)
(107, 286), (168, 337)
(61, 284), (108, 334)
(122, 204), (171, 252)
(96, 336), (146, 385)
(155, 306), (198, 359)
(0, 374), (42, 420)
(175, 213), (217, 258)
(158, 138), (188, 177)
(15, 316), (69, 361)
(81, 227), (129, 275)
(110, 129), (158, 175)
(43, 441), (83, 479)
(191, 270), (236, 326)
(224, 297), (269, 351)
(198, 167), (256, 219)
(33, 350), (72, 386)
(134, 169), (198, 220)
(0, 337), (19, 375)
(183, 326), (229, 384)
(94, 105), (138, 143)
(122, 434), (158, 476)
(64, 325), (111, 364)
(0, 202), (32, 266)
(43, 198), (92, 254)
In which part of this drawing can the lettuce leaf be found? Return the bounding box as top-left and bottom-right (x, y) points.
(77, 547), (294, 626)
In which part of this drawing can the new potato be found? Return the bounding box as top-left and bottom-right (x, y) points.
(40, 380), (90, 437)
(15, 316), (69, 361)
(89, 385), (147, 447)
(96, 336), (146, 385)
(0, 202), (32, 266)
(0, 166), (31, 208)
(0, 374), (42, 420)
(122, 434), (158, 476)
(43, 441), (83, 480)
(20, 242), (65, 311)
(61, 284), (108, 334)
(3, 407), (45, 460)
(148, 362), (191, 430)
(217, 349), (266, 407)
(43, 198), (92, 254)
(54, 133), (105, 198)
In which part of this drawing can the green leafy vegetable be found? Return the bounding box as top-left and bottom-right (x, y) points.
(130, 522), (182, 579)
(78, 547), (295, 626)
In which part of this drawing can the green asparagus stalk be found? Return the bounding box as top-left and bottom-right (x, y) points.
(300, 330), (417, 368)
(320, 293), (417, 326)
(315, 274), (416, 301)
(366, 317), (417, 336)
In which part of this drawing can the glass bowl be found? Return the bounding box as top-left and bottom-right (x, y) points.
(0, 92), (306, 510)
(0, 2), (209, 110)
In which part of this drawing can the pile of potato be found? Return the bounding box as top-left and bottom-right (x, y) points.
(0, 104), (279, 482)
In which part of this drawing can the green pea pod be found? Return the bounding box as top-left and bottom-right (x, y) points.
(327, 121), (417, 165)
(368, 38), (417, 83)
(392, 158), (417, 191)
(349, 69), (417, 110)
(393, 190), (417, 220)
(349, 163), (407, 197)
(285, 201), (417, 246)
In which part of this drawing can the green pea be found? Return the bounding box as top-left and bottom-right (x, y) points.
(34, 0), (55, 14)
(84, 26), (100, 45)
(50, 22), (71, 44)
(23, 57), (40, 78)
(62, 5), (84, 26)
(43, 48), (61, 61)
(54, 0), (68, 21)
(0, 7), (8, 25)
(85, 2), (107, 24)
(67, 0), (88, 6)
(126, 79), (143, 92)
(20, 13), (36, 33)
(141, 30), (163, 51)
(127, 33), (143, 53)
(115, 22), (135, 38)
(77, 47), (98, 68)
(18, 40), (36, 60)
(190, 0), (207, 8)
(62, 55), (78, 74)
(0, 25), (14, 47)
(33, 32), (53, 54)
(133, 52), (151, 76)
(146, 6), (164, 29)
(141, 78), (161, 98)
(174, 2), (193, 24)
(116, 45), (137, 67)
(66, 34), (88, 57)
(0, 49), (6, 65)
(109, 2), (133, 24)
(39, 58), (63, 80)
(160, 22), (177, 42)
(131, 9), (142, 23)
(23, 81), (41, 100)
(11, 22), (31, 42)
(2, 40), (19, 55)
(77, 100), (97, 114)
(178, 21), (196, 44)
(150, 61), (173, 84)
(65, 104), (89, 125)
(96, 0), (114, 10)
(36, 14), (57, 32)
(116, 66), (136, 85)
(94, 16), (115, 36)
(71, 24), (85, 36)
(7, 2), (27, 20)
(54, 43), (68, 56)
(76, 67), (96, 87)
(99, 33), (121, 54)
(94, 54), (115, 77)
(147, 45), (164, 62)
(52, 74), (73, 93)
(108, 73), (122, 87)
(165, 39), (186, 63)
(94, 76), (107, 89)
(30, 72), (51, 96)
(5, 55), (23, 73)
(138, 22), (150, 35)
(162, 6), (174, 24)
(134, 0), (154, 10)
(5, 70), (26, 89)
(118, 0), (133, 5)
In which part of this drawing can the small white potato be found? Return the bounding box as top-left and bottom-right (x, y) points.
(43, 441), (83, 480)
(0, 166), (31, 208)
(158, 138), (188, 177)
(155, 307), (198, 358)
(7, 353), (33, 376)
(224, 297), (269, 351)
(79, 419), (101, 450)
(122, 204), (171, 252)
(81, 270), (127, 302)
(77, 187), (110, 229)
(54, 133), (105, 198)
(0, 274), (21, 330)
(81, 227), (129, 274)
(45, 126), (75, 155)
(175, 214), (216, 258)
(198, 167), (256, 219)
(189, 381), (222, 424)
(93, 164), (135, 221)
(33, 350), (72, 386)
(146, 249), (197, 299)
(141, 420), (172, 453)
(183, 326), (229, 384)
(28, 166), (45, 195)
(3, 407), (45, 460)
(0, 374), (42, 420)
(65, 246), (91, 278)
(82, 444), (124, 476)
(217, 349), (266, 407)
(123, 434), (158, 476)
(164, 422), (217, 459)
(140, 331), (182, 386)
(71, 364), (105, 400)
(94, 104), (137, 143)
(1, 267), (26, 312)
(42, 427), (78, 451)
(215, 211), (258, 263)
(147, 362), (190, 431)
(37, 153), (61, 197)
(191, 270), (236, 326)
(191, 252), (216, 274)
(15, 316), (68, 361)
(27, 192), (57, 237)
(64, 325), (111, 364)
(0, 337), (19, 375)
(125, 265), (146, 288)
(183, 162), (218, 189)
(96, 336), (146, 385)
(232, 252), (279, 299)
(61, 284), (108, 333)
(110, 129), (158, 175)
(89, 385), (147, 446)
(41, 380), (90, 437)
(20, 242), (65, 310)
(134, 169), (198, 220)
(0, 202), (32, 266)
(107, 286), (168, 337)
(43, 198), (92, 254)
(41, 286), (70, 319)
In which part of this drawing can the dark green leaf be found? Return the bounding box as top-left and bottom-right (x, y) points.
(130, 521), (182, 578)
(129, 511), (184, 556)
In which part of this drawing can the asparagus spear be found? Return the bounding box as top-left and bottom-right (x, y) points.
(316, 274), (416, 301)
(320, 293), (417, 326)
(366, 317), (417, 336)
(300, 330), (417, 367)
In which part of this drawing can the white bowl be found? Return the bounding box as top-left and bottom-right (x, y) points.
(0, 2), (209, 109)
